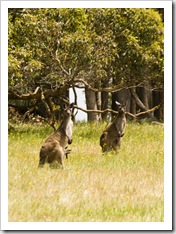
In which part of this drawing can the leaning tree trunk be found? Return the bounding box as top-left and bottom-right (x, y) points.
(130, 88), (148, 110)
(85, 87), (98, 122)
(130, 91), (136, 115)
(136, 86), (154, 119)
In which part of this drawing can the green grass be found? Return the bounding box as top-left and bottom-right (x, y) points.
(8, 121), (164, 222)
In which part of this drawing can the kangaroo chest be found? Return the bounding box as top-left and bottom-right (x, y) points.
(105, 116), (126, 137)
(114, 117), (126, 131)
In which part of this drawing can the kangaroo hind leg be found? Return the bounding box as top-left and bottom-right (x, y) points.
(55, 149), (65, 170)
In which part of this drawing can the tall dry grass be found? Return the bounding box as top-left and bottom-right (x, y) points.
(8, 121), (164, 222)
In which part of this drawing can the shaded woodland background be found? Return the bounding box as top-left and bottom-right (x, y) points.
(8, 8), (164, 126)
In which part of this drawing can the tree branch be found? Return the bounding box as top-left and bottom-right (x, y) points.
(9, 80), (144, 102)
(135, 103), (161, 117)
(8, 85), (162, 122)
(74, 105), (118, 115)
(8, 86), (69, 101)
(71, 79), (144, 93)
(73, 104), (161, 119)
(8, 86), (42, 100)
(22, 107), (35, 122)
(54, 49), (70, 76)
(40, 91), (56, 131)
(130, 87), (148, 111)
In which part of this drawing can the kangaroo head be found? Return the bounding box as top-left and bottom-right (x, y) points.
(115, 101), (127, 114)
(63, 103), (74, 117)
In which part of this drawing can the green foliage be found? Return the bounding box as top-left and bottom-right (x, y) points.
(8, 122), (164, 222)
(8, 8), (164, 93)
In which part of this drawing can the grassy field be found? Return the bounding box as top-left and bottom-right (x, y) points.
(8, 121), (164, 222)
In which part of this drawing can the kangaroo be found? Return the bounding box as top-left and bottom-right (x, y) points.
(38, 103), (74, 169)
(100, 101), (127, 153)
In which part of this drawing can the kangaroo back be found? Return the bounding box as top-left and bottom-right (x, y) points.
(38, 102), (74, 169)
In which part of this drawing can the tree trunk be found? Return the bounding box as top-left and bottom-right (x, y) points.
(101, 91), (109, 121)
(41, 93), (56, 131)
(96, 91), (102, 121)
(112, 92), (118, 113)
(130, 88), (148, 111)
(159, 91), (164, 121)
(85, 87), (98, 122)
(112, 89), (131, 116)
(100, 79), (110, 121)
(153, 90), (164, 121)
(130, 91), (136, 115)
(136, 87), (154, 118)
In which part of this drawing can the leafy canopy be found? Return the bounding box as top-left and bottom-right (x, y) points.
(8, 8), (164, 93)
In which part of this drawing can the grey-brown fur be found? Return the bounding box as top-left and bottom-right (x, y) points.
(38, 103), (74, 169)
(100, 101), (127, 153)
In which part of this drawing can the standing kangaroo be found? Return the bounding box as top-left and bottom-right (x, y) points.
(100, 101), (127, 153)
(38, 103), (74, 169)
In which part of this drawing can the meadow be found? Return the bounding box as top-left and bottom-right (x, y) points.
(8, 121), (164, 222)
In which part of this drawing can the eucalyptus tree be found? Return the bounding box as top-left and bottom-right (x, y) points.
(8, 8), (164, 123)
(8, 8), (91, 123)
(84, 8), (164, 120)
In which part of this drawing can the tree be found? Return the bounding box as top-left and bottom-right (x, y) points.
(8, 8), (164, 123)
(88, 8), (164, 119)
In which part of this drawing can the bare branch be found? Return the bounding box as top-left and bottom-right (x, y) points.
(9, 79), (143, 103)
(74, 105), (119, 115)
(130, 88), (148, 111)
(125, 112), (136, 118)
(9, 86), (42, 100)
(135, 104), (161, 117)
(8, 86), (69, 101)
(71, 79), (144, 93)
(54, 49), (70, 76)
(73, 104), (161, 119)
(22, 107), (35, 122)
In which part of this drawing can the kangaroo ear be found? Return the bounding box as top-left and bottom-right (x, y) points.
(115, 101), (121, 107)
(70, 102), (75, 109)
(62, 103), (68, 110)
(122, 101), (127, 107)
